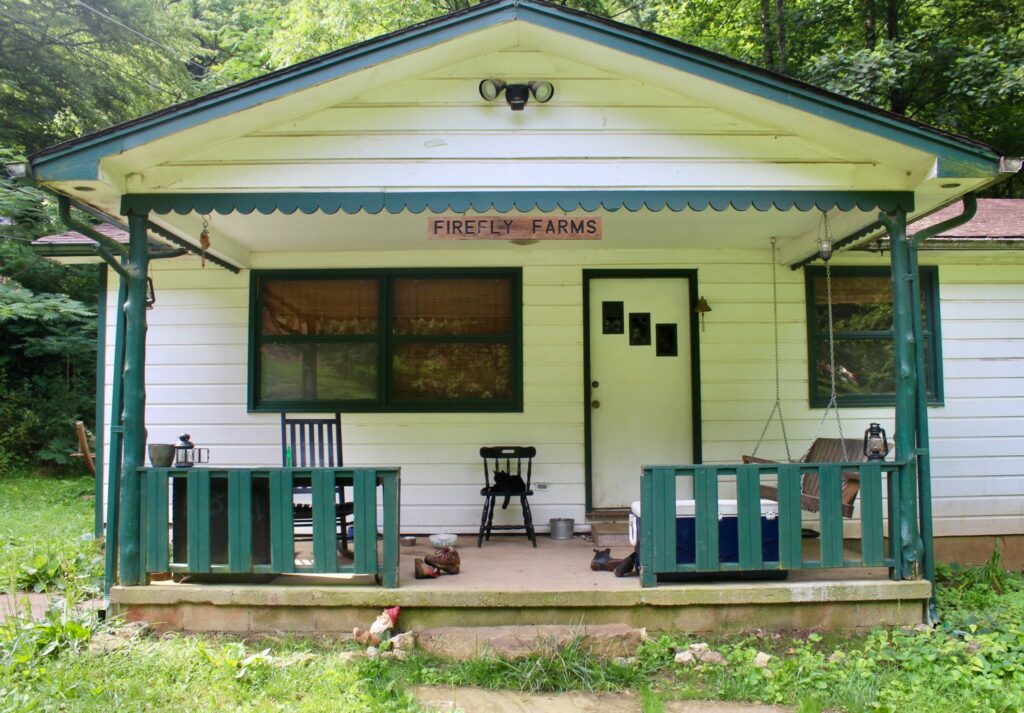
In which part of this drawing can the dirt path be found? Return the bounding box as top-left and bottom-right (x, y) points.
(412, 686), (794, 712)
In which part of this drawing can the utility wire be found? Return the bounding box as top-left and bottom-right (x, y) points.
(73, 0), (228, 83)
(0, 8), (184, 100)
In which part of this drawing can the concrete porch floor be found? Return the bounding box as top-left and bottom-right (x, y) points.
(110, 535), (931, 634)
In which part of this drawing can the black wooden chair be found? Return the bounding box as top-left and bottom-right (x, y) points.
(478, 446), (537, 548)
(280, 413), (353, 552)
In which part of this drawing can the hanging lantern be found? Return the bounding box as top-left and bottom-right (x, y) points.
(174, 433), (209, 468)
(862, 423), (889, 461)
(817, 210), (834, 262)
(145, 277), (156, 310)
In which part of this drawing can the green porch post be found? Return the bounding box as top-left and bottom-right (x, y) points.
(908, 245), (937, 613)
(119, 211), (150, 586)
(882, 208), (924, 578)
(93, 264), (107, 538)
(103, 268), (128, 596)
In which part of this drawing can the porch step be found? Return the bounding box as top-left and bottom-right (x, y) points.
(591, 521), (631, 548)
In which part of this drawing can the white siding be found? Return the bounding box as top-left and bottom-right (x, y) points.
(100, 249), (1024, 537)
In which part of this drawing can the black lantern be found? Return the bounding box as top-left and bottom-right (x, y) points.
(863, 423), (888, 461)
(174, 433), (209, 468)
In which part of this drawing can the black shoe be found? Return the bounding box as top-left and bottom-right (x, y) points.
(614, 551), (638, 577)
(591, 548), (616, 571)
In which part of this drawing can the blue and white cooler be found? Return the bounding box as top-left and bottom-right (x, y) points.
(629, 499), (787, 580)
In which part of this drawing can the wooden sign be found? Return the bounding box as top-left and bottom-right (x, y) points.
(429, 216), (602, 240)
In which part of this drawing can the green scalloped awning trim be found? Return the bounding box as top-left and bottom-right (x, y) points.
(123, 191), (915, 216)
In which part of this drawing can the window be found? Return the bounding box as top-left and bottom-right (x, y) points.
(250, 269), (522, 412)
(805, 266), (942, 407)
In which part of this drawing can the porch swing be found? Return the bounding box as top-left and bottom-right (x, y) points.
(741, 217), (868, 518)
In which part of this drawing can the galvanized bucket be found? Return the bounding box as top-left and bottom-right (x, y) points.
(548, 518), (574, 540)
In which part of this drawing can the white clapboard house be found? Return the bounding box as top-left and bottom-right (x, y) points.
(23, 0), (1022, 631)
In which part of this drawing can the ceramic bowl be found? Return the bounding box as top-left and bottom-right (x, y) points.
(429, 533), (458, 548)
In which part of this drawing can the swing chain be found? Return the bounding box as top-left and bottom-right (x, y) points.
(810, 256), (850, 460)
(752, 238), (792, 460)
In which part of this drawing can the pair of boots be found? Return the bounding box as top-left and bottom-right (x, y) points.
(590, 548), (638, 577)
(415, 546), (460, 579)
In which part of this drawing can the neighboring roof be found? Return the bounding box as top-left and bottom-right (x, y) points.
(32, 222), (128, 246)
(910, 198), (1024, 239)
(29, 0), (1002, 183)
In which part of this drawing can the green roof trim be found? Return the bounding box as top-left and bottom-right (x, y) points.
(121, 190), (915, 216)
(31, 0), (1001, 183)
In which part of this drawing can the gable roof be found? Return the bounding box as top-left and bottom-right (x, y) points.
(29, 0), (1002, 183)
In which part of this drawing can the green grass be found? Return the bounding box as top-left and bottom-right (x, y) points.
(2, 472), (1023, 712)
(0, 471), (101, 595)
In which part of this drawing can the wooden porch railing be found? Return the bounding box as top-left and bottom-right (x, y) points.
(139, 467), (401, 587)
(639, 462), (903, 587)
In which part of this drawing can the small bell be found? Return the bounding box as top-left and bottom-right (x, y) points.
(693, 296), (711, 332)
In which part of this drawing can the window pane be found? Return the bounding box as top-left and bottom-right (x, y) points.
(392, 278), (512, 335)
(260, 342), (377, 401)
(262, 279), (378, 336)
(391, 343), (512, 400)
(813, 275), (892, 333)
(813, 338), (894, 398)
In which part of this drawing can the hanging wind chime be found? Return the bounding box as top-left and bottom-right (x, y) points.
(199, 214), (211, 268)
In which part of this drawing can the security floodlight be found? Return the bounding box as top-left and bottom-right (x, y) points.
(478, 79), (555, 111)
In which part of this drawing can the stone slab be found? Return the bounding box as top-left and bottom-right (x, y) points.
(417, 624), (643, 660)
(412, 687), (794, 713)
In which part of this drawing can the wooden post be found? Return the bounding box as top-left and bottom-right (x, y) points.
(882, 208), (924, 578)
(119, 211), (150, 586)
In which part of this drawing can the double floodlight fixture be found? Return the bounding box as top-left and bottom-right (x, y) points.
(479, 79), (554, 111)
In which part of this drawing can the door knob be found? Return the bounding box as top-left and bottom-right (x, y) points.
(591, 400), (600, 409)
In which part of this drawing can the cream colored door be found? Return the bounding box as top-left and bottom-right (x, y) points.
(588, 277), (693, 510)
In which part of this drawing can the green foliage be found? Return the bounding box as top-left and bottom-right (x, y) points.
(0, 473), (102, 595)
(0, 0), (204, 154)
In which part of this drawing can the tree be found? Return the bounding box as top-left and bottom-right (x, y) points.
(0, 0), (205, 153)
(656, 0), (1024, 194)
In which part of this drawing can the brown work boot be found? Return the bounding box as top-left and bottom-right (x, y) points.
(414, 558), (441, 579)
(425, 546), (460, 574)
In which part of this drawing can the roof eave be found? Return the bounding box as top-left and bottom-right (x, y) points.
(29, 0), (1003, 185)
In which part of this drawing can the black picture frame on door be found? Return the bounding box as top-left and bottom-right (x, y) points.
(602, 301), (624, 334)
(656, 323), (678, 356)
(629, 313), (651, 345)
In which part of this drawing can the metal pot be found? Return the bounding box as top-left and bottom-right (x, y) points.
(549, 518), (575, 540)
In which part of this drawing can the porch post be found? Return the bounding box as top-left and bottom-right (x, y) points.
(103, 267), (127, 596)
(93, 264), (107, 538)
(119, 210), (150, 586)
(881, 208), (924, 578)
(908, 244), (937, 613)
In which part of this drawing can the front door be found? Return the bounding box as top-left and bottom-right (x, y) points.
(587, 275), (694, 510)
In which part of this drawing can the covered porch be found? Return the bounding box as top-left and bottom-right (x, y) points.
(111, 534), (929, 633)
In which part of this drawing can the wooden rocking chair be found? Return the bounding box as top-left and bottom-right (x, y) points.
(743, 438), (867, 518)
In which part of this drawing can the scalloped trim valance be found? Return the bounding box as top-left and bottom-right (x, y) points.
(122, 190), (915, 216)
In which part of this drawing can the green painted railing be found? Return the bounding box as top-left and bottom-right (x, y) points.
(139, 467), (401, 587)
(639, 462), (903, 587)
